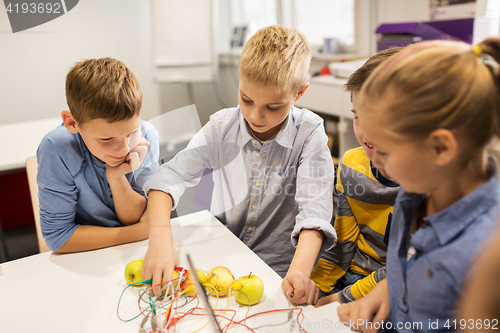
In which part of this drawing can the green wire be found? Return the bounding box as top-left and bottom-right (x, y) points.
(116, 280), (154, 322)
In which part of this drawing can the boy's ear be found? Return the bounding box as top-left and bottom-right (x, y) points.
(294, 82), (310, 102)
(429, 129), (458, 166)
(61, 110), (80, 134)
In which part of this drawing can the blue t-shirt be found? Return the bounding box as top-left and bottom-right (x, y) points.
(387, 156), (500, 332)
(36, 120), (159, 251)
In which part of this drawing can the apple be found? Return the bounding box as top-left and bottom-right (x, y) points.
(162, 270), (180, 295)
(206, 266), (235, 297)
(124, 259), (144, 285)
(180, 269), (207, 295)
(124, 260), (179, 293)
(232, 273), (264, 306)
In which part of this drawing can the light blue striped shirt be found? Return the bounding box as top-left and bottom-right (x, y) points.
(144, 106), (336, 276)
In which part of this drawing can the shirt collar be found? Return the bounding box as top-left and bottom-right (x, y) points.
(425, 156), (500, 246)
(237, 106), (295, 149)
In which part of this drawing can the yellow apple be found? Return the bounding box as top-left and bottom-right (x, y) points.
(124, 260), (144, 285)
(180, 269), (207, 295)
(162, 270), (180, 295)
(232, 273), (264, 306)
(206, 266), (235, 297)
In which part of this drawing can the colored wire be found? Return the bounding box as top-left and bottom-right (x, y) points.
(118, 271), (309, 333)
(117, 281), (152, 322)
(188, 283), (220, 333)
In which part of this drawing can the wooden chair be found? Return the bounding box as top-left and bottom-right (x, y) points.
(25, 156), (50, 253)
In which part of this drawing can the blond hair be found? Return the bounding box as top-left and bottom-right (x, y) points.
(65, 57), (142, 124)
(239, 25), (311, 94)
(359, 39), (500, 155)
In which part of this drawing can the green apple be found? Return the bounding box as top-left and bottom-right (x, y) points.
(181, 269), (207, 295)
(124, 259), (144, 285)
(206, 266), (235, 297)
(232, 273), (264, 306)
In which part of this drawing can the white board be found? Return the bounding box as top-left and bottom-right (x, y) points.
(152, 0), (218, 82)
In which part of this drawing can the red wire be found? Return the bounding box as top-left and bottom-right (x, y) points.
(173, 306), (308, 333)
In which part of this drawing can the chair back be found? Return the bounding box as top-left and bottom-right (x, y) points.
(25, 156), (50, 253)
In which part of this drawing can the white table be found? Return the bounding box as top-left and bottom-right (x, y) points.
(0, 117), (61, 172)
(0, 210), (352, 332)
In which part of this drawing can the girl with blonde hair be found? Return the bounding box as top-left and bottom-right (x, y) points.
(337, 38), (500, 332)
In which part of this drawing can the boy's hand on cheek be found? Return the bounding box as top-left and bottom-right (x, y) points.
(282, 268), (319, 305)
(106, 138), (150, 180)
(129, 138), (149, 172)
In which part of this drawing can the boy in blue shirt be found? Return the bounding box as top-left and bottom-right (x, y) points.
(37, 57), (159, 253)
(142, 25), (337, 304)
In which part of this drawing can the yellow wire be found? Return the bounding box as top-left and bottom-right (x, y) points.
(188, 283), (219, 333)
(221, 285), (232, 324)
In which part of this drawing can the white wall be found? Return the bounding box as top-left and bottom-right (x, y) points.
(0, 0), (435, 127)
(377, 0), (429, 24)
(0, 0), (160, 124)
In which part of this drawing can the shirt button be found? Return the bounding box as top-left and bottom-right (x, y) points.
(252, 140), (256, 144)
(256, 181), (260, 187)
(427, 268), (433, 277)
(252, 205), (257, 210)
(402, 296), (406, 305)
(248, 227), (253, 231)
(256, 152), (260, 157)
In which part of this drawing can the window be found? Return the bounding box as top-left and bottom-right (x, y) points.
(228, 0), (355, 52)
(229, 0), (278, 42)
(290, 0), (355, 48)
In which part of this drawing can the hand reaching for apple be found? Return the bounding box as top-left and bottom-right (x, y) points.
(106, 138), (150, 181)
(142, 242), (179, 297)
(282, 268), (319, 305)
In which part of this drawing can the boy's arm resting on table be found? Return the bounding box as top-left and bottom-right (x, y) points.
(107, 173), (147, 225)
(56, 219), (148, 253)
(142, 190), (179, 297)
(282, 124), (337, 305)
(337, 278), (390, 333)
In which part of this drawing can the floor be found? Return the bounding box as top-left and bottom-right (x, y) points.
(1, 225), (39, 263)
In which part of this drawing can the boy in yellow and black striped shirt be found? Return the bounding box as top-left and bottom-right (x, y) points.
(312, 47), (403, 305)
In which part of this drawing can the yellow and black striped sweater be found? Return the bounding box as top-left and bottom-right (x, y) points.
(311, 147), (399, 302)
